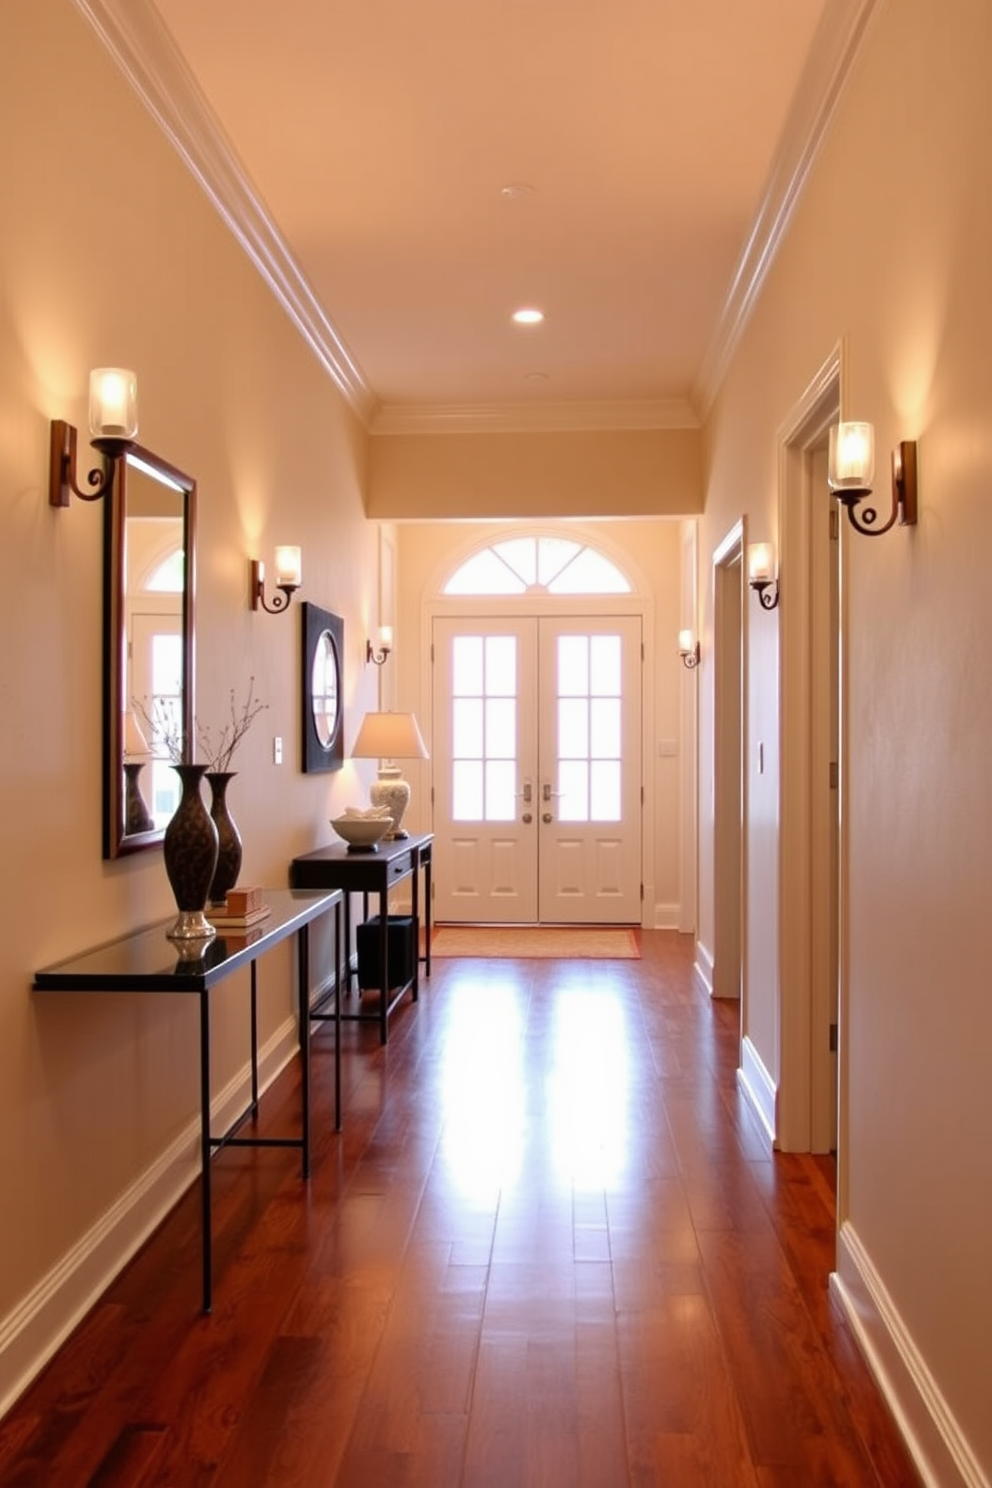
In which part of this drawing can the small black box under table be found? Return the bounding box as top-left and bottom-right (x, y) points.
(356, 915), (418, 991)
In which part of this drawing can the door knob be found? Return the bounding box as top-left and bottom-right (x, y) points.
(522, 812), (533, 824)
(542, 812), (554, 824)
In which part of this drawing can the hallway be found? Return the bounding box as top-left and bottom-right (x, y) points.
(0, 934), (918, 1486)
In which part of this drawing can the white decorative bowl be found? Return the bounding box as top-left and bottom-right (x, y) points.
(330, 814), (393, 851)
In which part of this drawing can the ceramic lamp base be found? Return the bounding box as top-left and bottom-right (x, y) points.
(370, 768), (411, 839)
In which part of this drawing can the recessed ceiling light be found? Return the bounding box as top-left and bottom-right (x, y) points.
(524, 371), (549, 383)
(512, 308), (545, 325)
(501, 182), (535, 201)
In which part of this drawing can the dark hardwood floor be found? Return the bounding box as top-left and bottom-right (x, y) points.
(0, 932), (921, 1486)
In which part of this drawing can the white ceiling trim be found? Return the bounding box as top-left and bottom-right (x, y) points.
(74, 0), (877, 437)
(372, 398), (698, 436)
(73, 0), (378, 424)
(692, 0), (881, 417)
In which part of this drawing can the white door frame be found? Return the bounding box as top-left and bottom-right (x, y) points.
(778, 347), (846, 1161)
(712, 521), (747, 1003)
(428, 596), (650, 925)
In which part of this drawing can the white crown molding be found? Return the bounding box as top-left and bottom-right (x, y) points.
(74, 0), (878, 438)
(371, 398), (698, 436)
(72, 0), (378, 425)
(692, 0), (881, 418)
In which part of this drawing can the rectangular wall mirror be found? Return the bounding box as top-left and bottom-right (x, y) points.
(103, 445), (196, 859)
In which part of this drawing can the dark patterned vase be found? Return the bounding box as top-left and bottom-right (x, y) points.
(123, 761), (155, 835)
(163, 763), (219, 941)
(206, 771), (243, 907)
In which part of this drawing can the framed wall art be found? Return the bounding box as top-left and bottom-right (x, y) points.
(302, 603), (344, 773)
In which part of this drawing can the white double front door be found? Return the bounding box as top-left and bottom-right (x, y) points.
(432, 616), (642, 924)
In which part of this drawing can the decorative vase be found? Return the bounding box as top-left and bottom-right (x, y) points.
(123, 761), (155, 835)
(163, 763), (219, 941)
(206, 771), (243, 906)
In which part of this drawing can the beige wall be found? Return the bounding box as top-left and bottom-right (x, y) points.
(368, 427), (702, 520)
(390, 519), (688, 925)
(697, 0), (991, 1477)
(3, 0), (990, 1478)
(0, 0), (383, 1407)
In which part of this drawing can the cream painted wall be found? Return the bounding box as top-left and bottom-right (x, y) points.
(390, 520), (687, 925)
(697, 0), (991, 1476)
(368, 427), (702, 520)
(0, 0), (383, 1405)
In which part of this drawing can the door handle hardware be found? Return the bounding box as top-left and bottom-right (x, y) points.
(522, 812), (533, 824)
(542, 812), (554, 824)
(515, 781), (533, 803)
(542, 783), (562, 802)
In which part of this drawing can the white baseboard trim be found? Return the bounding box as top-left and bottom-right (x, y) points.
(694, 939), (714, 997)
(737, 1036), (777, 1147)
(831, 1222), (989, 1488)
(0, 1014), (300, 1421)
(652, 902), (680, 929)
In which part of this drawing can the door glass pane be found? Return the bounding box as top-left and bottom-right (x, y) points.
(559, 760), (588, 822)
(558, 698), (589, 758)
(554, 632), (622, 824)
(486, 760), (516, 820)
(591, 760), (621, 819)
(486, 698), (516, 758)
(453, 636), (483, 693)
(558, 635), (588, 696)
(450, 633), (519, 822)
(590, 635), (621, 693)
(486, 636), (516, 695)
(453, 759), (483, 820)
(453, 697), (483, 758)
(591, 697), (621, 757)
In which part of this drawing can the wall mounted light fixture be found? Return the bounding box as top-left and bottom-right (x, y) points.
(747, 542), (780, 609)
(678, 629), (700, 669)
(49, 368), (139, 507)
(250, 545), (302, 613)
(827, 422), (918, 537)
(366, 625), (393, 666)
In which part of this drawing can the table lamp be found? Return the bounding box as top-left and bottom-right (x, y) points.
(351, 711), (429, 839)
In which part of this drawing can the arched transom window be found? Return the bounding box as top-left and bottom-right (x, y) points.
(443, 537), (631, 597)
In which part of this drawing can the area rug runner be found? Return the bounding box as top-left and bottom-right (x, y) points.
(431, 925), (640, 959)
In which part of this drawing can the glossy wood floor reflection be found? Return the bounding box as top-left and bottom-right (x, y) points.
(0, 933), (920, 1487)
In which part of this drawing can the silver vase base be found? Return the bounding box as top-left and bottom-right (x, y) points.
(167, 910), (218, 942)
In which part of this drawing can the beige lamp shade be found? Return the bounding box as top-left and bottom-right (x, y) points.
(351, 711), (428, 762)
(351, 712), (428, 839)
(124, 710), (150, 760)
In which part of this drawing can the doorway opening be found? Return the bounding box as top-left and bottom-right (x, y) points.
(779, 353), (843, 1162)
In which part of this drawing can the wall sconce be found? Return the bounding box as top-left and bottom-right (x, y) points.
(747, 542), (780, 609)
(366, 626), (393, 666)
(678, 629), (700, 669)
(250, 545), (302, 613)
(827, 422), (918, 537)
(49, 368), (139, 507)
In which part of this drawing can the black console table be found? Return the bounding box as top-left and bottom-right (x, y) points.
(290, 832), (432, 1044)
(33, 887), (342, 1312)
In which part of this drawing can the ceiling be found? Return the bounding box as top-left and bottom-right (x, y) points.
(83, 0), (873, 431)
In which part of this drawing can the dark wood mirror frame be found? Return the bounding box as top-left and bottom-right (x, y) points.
(103, 444), (196, 859)
(301, 602), (344, 774)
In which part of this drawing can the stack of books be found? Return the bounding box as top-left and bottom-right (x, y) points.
(206, 886), (271, 929)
